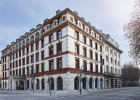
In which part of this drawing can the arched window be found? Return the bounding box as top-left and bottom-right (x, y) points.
(5, 82), (7, 89)
(95, 78), (98, 88)
(35, 32), (40, 40)
(36, 79), (39, 90)
(26, 38), (29, 45)
(42, 78), (45, 90)
(48, 78), (54, 90)
(30, 35), (34, 43)
(74, 77), (79, 90)
(82, 77), (86, 89)
(100, 78), (103, 89)
(57, 77), (63, 90)
(89, 77), (92, 89)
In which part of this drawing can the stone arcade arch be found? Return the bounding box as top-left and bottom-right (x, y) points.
(36, 79), (39, 90)
(82, 77), (87, 89)
(100, 78), (103, 89)
(42, 78), (45, 90)
(48, 77), (54, 90)
(89, 77), (93, 89)
(95, 77), (98, 89)
(57, 77), (63, 90)
(74, 77), (79, 90)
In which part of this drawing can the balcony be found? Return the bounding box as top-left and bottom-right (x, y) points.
(104, 72), (120, 78)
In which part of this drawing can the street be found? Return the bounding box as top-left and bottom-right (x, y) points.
(0, 87), (140, 100)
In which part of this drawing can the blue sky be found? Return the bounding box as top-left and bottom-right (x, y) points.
(0, 0), (135, 65)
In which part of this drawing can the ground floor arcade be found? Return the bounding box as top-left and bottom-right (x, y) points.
(1, 73), (104, 91)
(104, 77), (122, 89)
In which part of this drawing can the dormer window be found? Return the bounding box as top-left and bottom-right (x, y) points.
(82, 24), (85, 31)
(50, 22), (53, 29)
(89, 29), (91, 34)
(74, 18), (78, 25)
(58, 17), (61, 25)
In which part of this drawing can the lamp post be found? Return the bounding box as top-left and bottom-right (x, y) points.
(79, 63), (92, 95)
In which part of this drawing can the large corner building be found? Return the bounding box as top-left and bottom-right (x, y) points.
(1, 8), (122, 91)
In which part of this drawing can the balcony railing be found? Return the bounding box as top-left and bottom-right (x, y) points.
(104, 72), (120, 78)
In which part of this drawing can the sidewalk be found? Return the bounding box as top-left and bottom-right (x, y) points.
(0, 87), (134, 96)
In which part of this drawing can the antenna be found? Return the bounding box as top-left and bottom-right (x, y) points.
(66, 0), (70, 8)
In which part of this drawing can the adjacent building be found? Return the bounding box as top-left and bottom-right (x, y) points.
(1, 8), (122, 91)
(103, 34), (123, 89)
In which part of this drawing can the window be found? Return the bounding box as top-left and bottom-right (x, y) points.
(58, 17), (61, 24)
(31, 44), (34, 52)
(96, 64), (98, 72)
(27, 56), (29, 64)
(115, 68), (117, 74)
(22, 58), (25, 65)
(50, 22), (53, 29)
(95, 33), (96, 38)
(83, 61), (87, 71)
(49, 46), (53, 56)
(49, 34), (53, 43)
(118, 61), (120, 66)
(95, 53), (98, 61)
(36, 64), (39, 73)
(74, 18), (78, 25)
(41, 51), (44, 60)
(75, 31), (79, 40)
(106, 55), (108, 62)
(83, 36), (86, 44)
(19, 59), (21, 66)
(16, 60), (18, 67)
(90, 40), (92, 47)
(27, 47), (29, 54)
(100, 65), (102, 73)
(75, 45), (79, 54)
(83, 48), (87, 57)
(82, 24), (85, 30)
(75, 59), (79, 69)
(23, 49), (25, 56)
(41, 63), (44, 72)
(57, 58), (62, 70)
(57, 43), (62, 54)
(100, 55), (102, 62)
(111, 67), (113, 73)
(49, 60), (54, 71)
(90, 50), (93, 59)
(31, 55), (34, 63)
(115, 60), (117, 65)
(36, 53), (39, 62)
(16, 53), (18, 58)
(89, 29), (91, 34)
(90, 63), (93, 72)
(100, 46), (102, 52)
(36, 42), (39, 50)
(95, 43), (98, 50)
(41, 39), (44, 48)
(57, 30), (62, 40)
(106, 66), (109, 73)
(111, 58), (113, 63)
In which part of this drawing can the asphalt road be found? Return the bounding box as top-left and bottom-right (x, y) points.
(0, 87), (140, 100)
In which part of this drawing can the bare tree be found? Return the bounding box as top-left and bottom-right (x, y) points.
(121, 62), (140, 87)
(124, 0), (140, 61)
